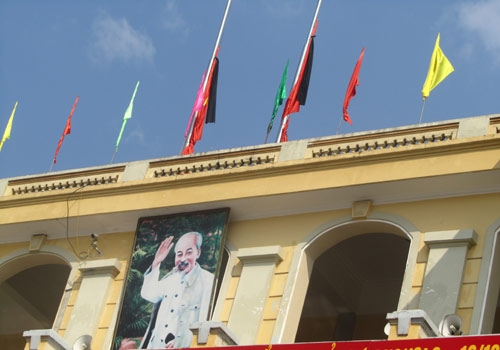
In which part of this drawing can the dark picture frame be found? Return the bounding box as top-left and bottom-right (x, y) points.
(113, 208), (230, 349)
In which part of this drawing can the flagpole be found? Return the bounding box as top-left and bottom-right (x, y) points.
(110, 147), (118, 164)
(336, 118), (342, 135)
(419, 99), (427, 124)
(276, 0), (322, 143)
(182, 0), (232, 153)
(111, 120), (126, 163)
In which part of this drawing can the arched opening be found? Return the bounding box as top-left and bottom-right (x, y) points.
(0, 254), (71, 350)
(486, 230), (500, 333)
(295, 232), (410, 342)
(493, 293), (500, 333)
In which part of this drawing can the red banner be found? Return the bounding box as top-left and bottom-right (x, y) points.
(183, 335), (500, 350)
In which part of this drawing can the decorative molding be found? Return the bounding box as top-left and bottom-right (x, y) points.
(352, 200), (372, 219)
(386, 309), (439, 337)
(237, 245), (284, 265)
(10, 175), (120, 195)
(78, 258), (122, 278)
(424, 229), (478, 248)
(190, 321), (238, 346)
(23, 329), (71, 350)
(310, 125), (457, 158)
(29, 234), (47, 252)
(153, 154), (276, 178)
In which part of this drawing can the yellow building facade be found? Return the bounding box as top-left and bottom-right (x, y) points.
(1, 114), (499, 349)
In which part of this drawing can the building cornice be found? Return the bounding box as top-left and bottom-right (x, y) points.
(1, 133), (499, 210)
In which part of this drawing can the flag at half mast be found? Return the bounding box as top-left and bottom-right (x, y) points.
(278, 19), (318, 143)
(0, 101), (18, 152)
(181, 0), (232, 156)
(182, 56), (219, 155)
(422, 33), (454, 100)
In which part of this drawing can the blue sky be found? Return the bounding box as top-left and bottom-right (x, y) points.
(1, 0), (499, 179)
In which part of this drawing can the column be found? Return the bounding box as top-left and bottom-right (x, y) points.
(419, 229), (477, 327)
(63, 258), (121, 345)
(227, 246), (284, 345)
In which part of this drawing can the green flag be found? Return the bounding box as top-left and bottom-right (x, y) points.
(265, 61), (288, 143)
(115, 81), (140, 150)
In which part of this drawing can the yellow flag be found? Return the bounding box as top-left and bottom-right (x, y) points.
(0, 101), (18, 152)
(422, 33), (454, 100)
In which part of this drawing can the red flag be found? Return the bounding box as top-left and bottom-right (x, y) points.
(279, 22), (317, 143)
(182, 57), (219, 155)
(184, 71), (206, 139)
(343, 48), (365, 125)
(283, 37), (315, 117)
(53, 96), (79, 164)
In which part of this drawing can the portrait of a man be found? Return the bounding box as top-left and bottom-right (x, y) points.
(113, 208), (230, 350)
(140, 232), (214, 348)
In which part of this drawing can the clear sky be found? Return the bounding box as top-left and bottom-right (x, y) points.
(1, 0), (499, 179)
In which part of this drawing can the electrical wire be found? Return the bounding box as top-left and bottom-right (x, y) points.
(65, 185), (91, 260)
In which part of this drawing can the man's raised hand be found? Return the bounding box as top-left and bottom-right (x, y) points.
(152, 236), (174, 270)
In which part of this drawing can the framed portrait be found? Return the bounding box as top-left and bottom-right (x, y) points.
(113, 208), (230, 349)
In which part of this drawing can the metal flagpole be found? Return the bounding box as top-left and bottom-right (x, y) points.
(336, 117), (342, 135)
(276, 0), (322, 143)
(110, 147), (118, 164)
(419, 99), (427, 124)
(182, 0), (232, 153)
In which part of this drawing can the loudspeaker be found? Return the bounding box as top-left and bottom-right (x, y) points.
(73, 334), (92, 350)
(383, 322), (391, 336)
(439, 314), (463, 336)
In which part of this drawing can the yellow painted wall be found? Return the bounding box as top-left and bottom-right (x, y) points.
(3, 194), (499, 346)
(1, 117), (499, 348)
(2, 193), (499, 347)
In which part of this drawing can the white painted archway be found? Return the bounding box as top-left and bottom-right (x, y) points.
(273, 213), (421, 343)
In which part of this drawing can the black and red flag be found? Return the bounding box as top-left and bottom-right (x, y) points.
(278, 18), (319, 143)
(182, 56), (219, 155)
